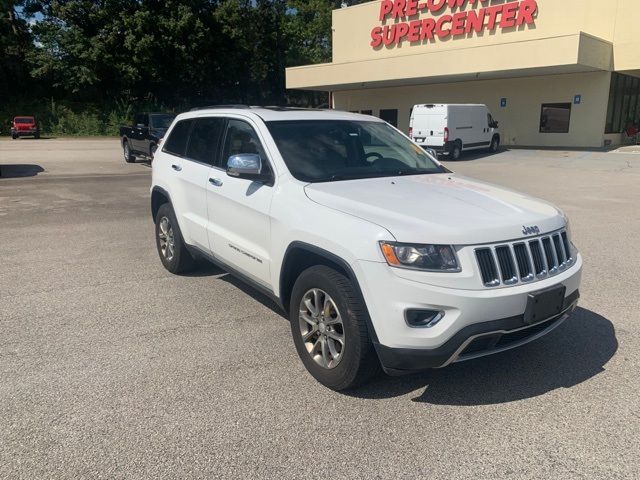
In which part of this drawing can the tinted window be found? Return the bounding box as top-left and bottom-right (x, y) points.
(379, 109), (398, 127)
(221, 120), (269, 168)
(540, 103), (571, 133)
(150, 114), (176, 129)
(15, 117), (34, 124)
(266, 120), (443, 183)
(185, 117), (225, 165)
(163, 120), (193, 156)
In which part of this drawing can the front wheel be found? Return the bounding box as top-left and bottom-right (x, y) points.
(11, 134), (17, 140)
(289, 266), (380, 391)
(489, 135), (500, 153)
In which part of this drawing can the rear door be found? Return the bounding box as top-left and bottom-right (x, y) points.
(413, 106), (447, 148)
(206, 117), (275, 287)
(132, 113), (149, 153)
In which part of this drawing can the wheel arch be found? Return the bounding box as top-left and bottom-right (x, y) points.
(279, 241), (379, 343)
(151, 186), (171, 222)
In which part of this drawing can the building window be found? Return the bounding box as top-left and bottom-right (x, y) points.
(605, 73), (640, 134)
(539, 103), (571, 133)
(379, 109), (398, 127)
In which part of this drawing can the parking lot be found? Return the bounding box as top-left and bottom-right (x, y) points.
(1, 138), (639, 479)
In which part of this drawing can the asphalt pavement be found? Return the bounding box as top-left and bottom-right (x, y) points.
(1, 138), (639, 479)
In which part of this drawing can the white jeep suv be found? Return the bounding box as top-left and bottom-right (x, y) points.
(151, 107), (582, 391)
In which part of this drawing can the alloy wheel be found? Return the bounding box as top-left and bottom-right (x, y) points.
(158, 216), (176, 261)
(299, 288), (345, 369)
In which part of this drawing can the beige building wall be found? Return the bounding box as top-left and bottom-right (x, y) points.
(334, 71), (612, 148)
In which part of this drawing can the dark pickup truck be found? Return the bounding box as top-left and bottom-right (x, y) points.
(120, 112), (176, 163)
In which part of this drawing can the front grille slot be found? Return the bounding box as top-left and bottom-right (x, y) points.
(475, 248), (499, 286)
(476, 229), (572, 288)
(542, 237), (557, 271)
(553, 234), (565, 265)
(529, 240), (546, 275)
(513, 243), (533, 280)
(495, 246), (517, 284)
(561, 231), (572, 261)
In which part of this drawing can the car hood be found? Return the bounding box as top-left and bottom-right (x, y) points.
(304, 174), (565, 245)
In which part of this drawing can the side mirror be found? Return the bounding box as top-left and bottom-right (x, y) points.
(490, 121), (499, 128)
(227, 154), (272, 184)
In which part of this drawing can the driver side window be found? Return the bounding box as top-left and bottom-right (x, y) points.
(221, 120), (269, 168)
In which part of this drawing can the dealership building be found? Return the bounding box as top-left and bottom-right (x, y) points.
(286, 0), (640, 148)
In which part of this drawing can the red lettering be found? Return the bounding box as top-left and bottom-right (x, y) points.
(396, 23), (410, 43)
(451, 12), (466, 36)
(382, 25), (396, 46)
(392, 0), (406, 18)
(420, 18), (436, 40)
(408, 20), (422, 42)
(379, 0), (393, 21)
(370, 26), (384, 47)
(406, 0), (419, 16)
(465, 9), (485, 33)
(500, 2), (518, 28)
(485, 5), (502, 30)
(517, 0), (538, 26)
(426, 0), (447, 13)
(436, 15), (452, 38)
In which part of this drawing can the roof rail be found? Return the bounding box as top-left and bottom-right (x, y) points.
(189, 104), (252, 111)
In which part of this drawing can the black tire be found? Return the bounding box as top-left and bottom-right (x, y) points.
(489, 135), (500, 153)
(289, 265), (380, 391)
(123, 140), (135, 163)
(11, 134), (17, 140)
(34, 132), (40, 139)
(154, 203), (195, 274)
(449, 142), (462, 160)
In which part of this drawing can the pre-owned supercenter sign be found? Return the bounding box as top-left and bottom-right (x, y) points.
(371, 0), (538, 48)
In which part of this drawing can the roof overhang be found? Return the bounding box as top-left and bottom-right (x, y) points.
(287, 33), (612, 91)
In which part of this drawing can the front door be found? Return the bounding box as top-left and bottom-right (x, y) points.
(206, 118), (275, 287)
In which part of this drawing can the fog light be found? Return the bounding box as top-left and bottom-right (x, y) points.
(405, 309), (445, 328)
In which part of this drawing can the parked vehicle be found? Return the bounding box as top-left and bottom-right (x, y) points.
(409, 104), (500, 160)
(120, 112), (176, 163)
(151, 107), (582, 391)
(11, 116), (40, 139)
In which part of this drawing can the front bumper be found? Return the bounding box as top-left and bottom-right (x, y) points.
(356, 254), (583, 372)
(376, 290), (579, 374)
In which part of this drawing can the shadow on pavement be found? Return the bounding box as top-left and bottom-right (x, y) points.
(440, 148), (508, 163)
(0, 164), (45, 178)
(349, 307), (617, 405)
(186, 262), (286, 318)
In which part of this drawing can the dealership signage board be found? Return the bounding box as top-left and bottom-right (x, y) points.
(371, 0), (539, 48)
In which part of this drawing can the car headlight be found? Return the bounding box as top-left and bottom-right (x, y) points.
(379, 242), (460, 272)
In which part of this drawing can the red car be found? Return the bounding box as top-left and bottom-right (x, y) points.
(11, 116), (40, 139)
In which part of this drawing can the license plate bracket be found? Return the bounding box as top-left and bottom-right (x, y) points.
(523, 285), (566, 325)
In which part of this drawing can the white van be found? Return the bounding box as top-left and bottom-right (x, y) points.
(409, 104), (500, 160)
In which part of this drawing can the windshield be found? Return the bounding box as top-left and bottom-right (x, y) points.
(150, 114), (176, 129)
(266, 120), (445, 182)
(15, 117), (34, 124)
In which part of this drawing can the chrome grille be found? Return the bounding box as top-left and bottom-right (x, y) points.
(475, 229), (574, 288)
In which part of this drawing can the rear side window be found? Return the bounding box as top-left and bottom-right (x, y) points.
(163, 120), (193, 157)
(185, 117), (226, 165)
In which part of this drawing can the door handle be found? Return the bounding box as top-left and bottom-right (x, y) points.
(171, 164), (182, 172)
(209, 178), (223, 187)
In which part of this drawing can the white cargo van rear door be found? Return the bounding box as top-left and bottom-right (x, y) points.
(411, 106), (447, 148)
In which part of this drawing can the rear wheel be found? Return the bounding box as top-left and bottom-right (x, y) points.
(123, 140), (135, 163)
(34, 132), (40, 139)
(449, 142), (462, 160)
(155, 203), (195, 274)
(289, 265), (380, 391)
